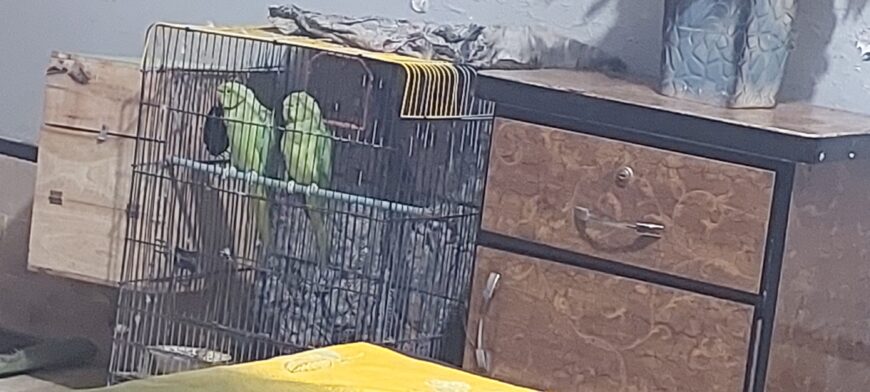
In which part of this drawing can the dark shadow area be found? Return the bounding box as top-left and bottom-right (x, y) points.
(777, 0), (839, 102)
(583, 0), (664, 79)
(0, 329), (37, 352)
(775, 0), (866, 103)
(0, 199), (113, 389)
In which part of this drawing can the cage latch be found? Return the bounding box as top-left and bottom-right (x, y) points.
(97, 125), (109, 143)
(48, 190), (63, 206)
(475, 271), (501, 373)
(574, 206), (665, 239)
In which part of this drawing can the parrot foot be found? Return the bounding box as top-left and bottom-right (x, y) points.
(244, 170), (260, 183)
(221, 166), (239, 181)
(306, 183), (320, 196)
(285, 180), (298, 193)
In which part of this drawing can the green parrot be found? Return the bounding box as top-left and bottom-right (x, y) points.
(212, 81), (275, 250)
(281, 91), (333, 266)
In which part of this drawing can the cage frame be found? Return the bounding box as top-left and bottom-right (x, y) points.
(110, 21), (495, 384)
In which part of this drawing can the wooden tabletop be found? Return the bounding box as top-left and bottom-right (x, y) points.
(479, 69), (870, 164)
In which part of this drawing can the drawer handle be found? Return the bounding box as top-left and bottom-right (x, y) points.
(475, 272), (501, 373)
(573, 206), (665, 239)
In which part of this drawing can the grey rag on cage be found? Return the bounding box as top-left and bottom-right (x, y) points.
(267, 4), (627, 73)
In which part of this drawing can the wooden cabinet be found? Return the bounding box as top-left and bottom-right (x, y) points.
(27, 52), (141, 285)
(468, 69), (870, 392)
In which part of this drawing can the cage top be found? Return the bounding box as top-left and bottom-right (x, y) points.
(148, 23), (451, 67)
(147, 23), (486, 120)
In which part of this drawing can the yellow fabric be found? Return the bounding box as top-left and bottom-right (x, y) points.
(91, 343), (538, 392)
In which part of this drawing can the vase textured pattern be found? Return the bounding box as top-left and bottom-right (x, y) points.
(660, 0), (796, 108)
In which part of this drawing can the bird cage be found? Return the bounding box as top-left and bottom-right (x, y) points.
(108, 23), (494, 383)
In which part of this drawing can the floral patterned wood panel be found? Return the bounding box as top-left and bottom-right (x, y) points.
(465, 247), (753, 392)
(482, 118), (775, 293)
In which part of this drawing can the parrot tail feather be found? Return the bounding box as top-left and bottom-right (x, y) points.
(305, 196), (331, 268)
(313, 212), (331, 268)
(252, 184), (271, 256)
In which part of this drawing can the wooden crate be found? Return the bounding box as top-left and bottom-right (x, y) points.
(27, 52), (141, 286)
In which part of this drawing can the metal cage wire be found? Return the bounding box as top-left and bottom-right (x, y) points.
(108, 23), (494, 383)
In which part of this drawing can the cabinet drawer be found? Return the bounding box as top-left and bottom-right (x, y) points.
(482, 118), (774, 292)
(465, 247), (753, 392)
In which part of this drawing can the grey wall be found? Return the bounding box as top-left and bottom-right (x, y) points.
(1, 0), (869, 145)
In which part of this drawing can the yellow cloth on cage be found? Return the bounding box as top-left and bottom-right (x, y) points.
(91, 342), (538, 392)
